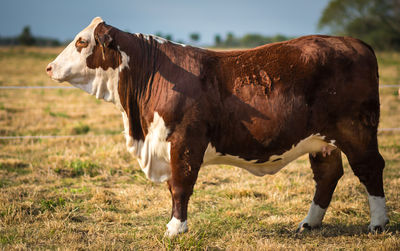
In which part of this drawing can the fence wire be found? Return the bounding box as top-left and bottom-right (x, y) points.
(0, 86), (74, 89)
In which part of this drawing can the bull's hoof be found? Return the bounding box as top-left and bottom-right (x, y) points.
(164, 217), (188, 238)
(368, 219), (389, 234)
(296, 221), (321, 233)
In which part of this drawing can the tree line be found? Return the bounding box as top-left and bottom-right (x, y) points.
(0, 26), (62, 47)
(150, 31), (292, 48)
(212, 33), (291, 48)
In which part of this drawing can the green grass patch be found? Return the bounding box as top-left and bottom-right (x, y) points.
(44, 105), (70, 118)
(64, 186), (91, 194)
(380, 144), (400, 153)
(49, 111), (69, 118)
(125, 169), (148, 185)
(71, 123), (90, 135)
(0, 231), (17, 245)
(385, 159), (400, 168)
(40, 197), (66, 212)
(377, 53), (400, 67)
(25, 128), (60, 136)
(103, 129), (122, 135)
(55, 160), (100, 178)
(3, 107), (22, 113)
(257, 203), (281, 216)
(0, 179), (11, 188)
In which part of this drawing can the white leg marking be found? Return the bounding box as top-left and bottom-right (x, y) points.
(165, 217), (188, 237)
(368, 194), (389, 231)
(298, 201), (326, 230)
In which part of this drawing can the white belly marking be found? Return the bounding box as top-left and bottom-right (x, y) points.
(202, 134), (336, 176)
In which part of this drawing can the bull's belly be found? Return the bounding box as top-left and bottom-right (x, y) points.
(124, 111), (337, 181)
(202, 134), (336, 176)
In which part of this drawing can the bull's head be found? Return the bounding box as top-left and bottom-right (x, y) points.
(46, 17), (129, 103)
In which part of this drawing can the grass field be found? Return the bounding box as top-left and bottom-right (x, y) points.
(0, 46), (400, 250)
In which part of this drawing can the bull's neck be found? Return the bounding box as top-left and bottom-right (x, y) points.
(117, 34), (163, 141)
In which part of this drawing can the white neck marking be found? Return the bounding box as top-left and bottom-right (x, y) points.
(122, 112), (171, 183)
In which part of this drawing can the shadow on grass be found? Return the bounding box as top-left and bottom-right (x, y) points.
(0, 160), (30, 175)
(258, 221), (400, 239)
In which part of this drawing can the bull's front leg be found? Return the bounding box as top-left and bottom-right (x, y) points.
(164, 140), (206, 237)
(165, 179), (194, 237)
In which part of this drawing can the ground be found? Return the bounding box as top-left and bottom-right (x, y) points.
(0, 47), (400, 250)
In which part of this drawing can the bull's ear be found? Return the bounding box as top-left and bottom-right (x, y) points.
(96, 33), (112, 48)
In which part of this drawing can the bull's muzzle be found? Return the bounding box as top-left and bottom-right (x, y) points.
(46, 63), (53, 77)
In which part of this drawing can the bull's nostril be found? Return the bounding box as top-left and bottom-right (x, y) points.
(46, 65), (53, 77)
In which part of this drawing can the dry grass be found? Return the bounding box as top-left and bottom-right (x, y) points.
(0, 47), (400, 250)
(377, 52), (400, 85)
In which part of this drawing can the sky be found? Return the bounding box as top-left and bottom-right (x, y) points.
(0, 0), (331, 45)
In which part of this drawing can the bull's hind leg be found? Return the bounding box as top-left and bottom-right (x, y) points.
(338, 130), (388, 232)
(297, 149), (343, 232)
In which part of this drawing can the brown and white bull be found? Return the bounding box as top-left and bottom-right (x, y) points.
(46, 17), (388, 236)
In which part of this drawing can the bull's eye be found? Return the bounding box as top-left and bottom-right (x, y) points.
(75, 38), (88, 51)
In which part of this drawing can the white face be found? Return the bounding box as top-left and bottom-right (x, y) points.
(46, 17), (103, 86)
(46, 17), (130, 104)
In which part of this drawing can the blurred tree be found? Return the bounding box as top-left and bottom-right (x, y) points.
(35, 37), (61, 46)
(214, 34), (222, 46)
(155, 32), (173, 41)
(18, 26), (36, 46)
(272, 34), (289, 43)
(0, 36), (18, 46)
(189, 33), (200, 43)
(165, 34), (173, 41)
(240, 34), (270, 47)
(240, 34), (289, 47)
(213, 32), (291, 48)
(318, 0), (400, 50)
(225, 32), (240, 47)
